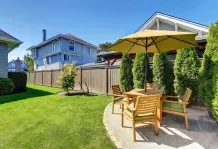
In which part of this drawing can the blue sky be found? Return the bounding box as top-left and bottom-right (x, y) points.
(1, 0), (217, 61)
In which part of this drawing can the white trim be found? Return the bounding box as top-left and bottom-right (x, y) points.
(52, 41), (57, 52)
(138, 12), (209, 33)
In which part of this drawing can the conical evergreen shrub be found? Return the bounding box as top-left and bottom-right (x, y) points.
(133, 53), (152, 88)
(174, 47), (200, 102)
(203, 22), (218, 121)
(120, 54), (133, 92)
(153, 53), (170, 94)
(199, 55), (214, 108)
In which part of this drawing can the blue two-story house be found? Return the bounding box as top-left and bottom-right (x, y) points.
(27, 30), (97, 71)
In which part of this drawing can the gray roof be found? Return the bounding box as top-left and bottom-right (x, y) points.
(0, 29), (23, 51)
(77, 60), (121, 68)
(28, 33), (97, 50)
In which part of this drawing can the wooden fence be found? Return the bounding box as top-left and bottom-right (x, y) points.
(27, 66), (121, 95)
(27, 62), (175, 95)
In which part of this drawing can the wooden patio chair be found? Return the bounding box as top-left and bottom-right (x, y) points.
(162, 88), (192, 130)
(121, 95), (160, 142)
(111, 85), (130, 114)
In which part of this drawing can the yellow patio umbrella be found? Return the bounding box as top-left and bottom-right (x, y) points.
(108, 30), (197, 53)
(108, 30), (197, 90)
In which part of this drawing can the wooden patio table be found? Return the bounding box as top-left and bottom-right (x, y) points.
(124, 88), (163, 127)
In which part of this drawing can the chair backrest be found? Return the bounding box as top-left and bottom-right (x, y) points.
(183, 88), (192, 103)
(147, 83), (163, 95)
(112, 85), (122, 95)
(135, 95), (160, 116)
(146, 83), (152, 89)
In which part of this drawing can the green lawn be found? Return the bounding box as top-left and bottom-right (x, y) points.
(0, 84), (115, 149)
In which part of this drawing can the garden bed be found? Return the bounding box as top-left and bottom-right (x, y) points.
(57, 90), (89, 96)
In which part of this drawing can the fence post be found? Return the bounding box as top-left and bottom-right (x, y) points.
(42, 71), (43, 85)
(51, 69), (53, 87)
(34, 71), (36, 84)
(105, 66), (108, 95)
(80, 67), (83, 90)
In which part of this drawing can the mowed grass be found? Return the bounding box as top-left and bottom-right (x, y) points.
(0, 84), (115, 149)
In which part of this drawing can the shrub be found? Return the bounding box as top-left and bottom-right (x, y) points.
(174, 47), (200, 102)
(212, 61), (218, 121)
(199, 55), (214, 108)
(133, 53), (152, 88)
(0, 78), (15, 95)
(120, 54), (133, 92)
(153, 53), (170, 94)
(201, 22), (218, 121)
(57, 62), (77, 93)
(8, 72), (27, 93)
(146, 55), (153, 83)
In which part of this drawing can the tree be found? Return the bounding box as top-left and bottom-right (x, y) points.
(120, 54), (133, 92)
(153, 53), (170, 94)
(200, 21), (218, 121)
(98, 42), (113, 51)
(24, 55), (34, 71)
(133, 53), (152, 88)
(199, 55), (214, 108)
(57, 62), (77, 94)
(146, 55), (153, 83)
(199, 22), (218, 120)
(212, 61), (218, 121)
(174, 47), (200, 102)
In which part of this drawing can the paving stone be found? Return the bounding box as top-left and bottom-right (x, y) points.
(104, 102), (218, 149)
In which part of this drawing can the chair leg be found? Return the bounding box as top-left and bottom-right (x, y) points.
(121, 104), (124, 127)
(112, 101), (115, 114)
(184, 114), (190, 130)
(132, 120), (136, 142)
(154, 119), (159, 136)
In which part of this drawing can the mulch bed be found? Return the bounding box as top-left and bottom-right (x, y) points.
(57, 90), (89, 96)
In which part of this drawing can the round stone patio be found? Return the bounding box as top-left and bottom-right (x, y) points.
(103, 102), (218, 149)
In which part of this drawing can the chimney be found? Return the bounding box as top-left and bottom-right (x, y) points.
(42, 29), (46, 42)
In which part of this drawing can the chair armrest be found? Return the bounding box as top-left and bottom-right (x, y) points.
(162, 100), (184, 104)
(112, 94), (125, 98)
(122, 101), (136, 111)
(163, 95), (180, 98)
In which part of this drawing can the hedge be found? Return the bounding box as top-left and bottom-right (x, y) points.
(0, 78), (15, 95)
(153, 53), (170, 94)
(174, 47), (200, 103)
(120, 54), (133, 92)
(133, 53), (152, 88)
(8, 72), (27, 93)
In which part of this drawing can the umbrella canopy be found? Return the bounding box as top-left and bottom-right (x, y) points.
(108, 30), (197, 53)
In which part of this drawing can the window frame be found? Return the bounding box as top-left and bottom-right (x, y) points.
(52, 41), (57, 52)
(47, 57), (52, 64)
(63, 54), (69, 61)
(69, 41), (75, 51)
(87, 47), (91, 55)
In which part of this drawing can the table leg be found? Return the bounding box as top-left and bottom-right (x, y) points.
(156, 98), (162, 127)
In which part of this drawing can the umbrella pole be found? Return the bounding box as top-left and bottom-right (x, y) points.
(144, 38), (148, 92)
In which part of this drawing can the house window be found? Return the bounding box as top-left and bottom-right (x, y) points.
(47, 57), (52, 64)
(87, 47), (91, 55)
(52, 41), (57, 51)
(69, 41), (75, 51)
(21, 64), (25, 69)
(63, 54), (69, 61)
(12, 63), (15, 68)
